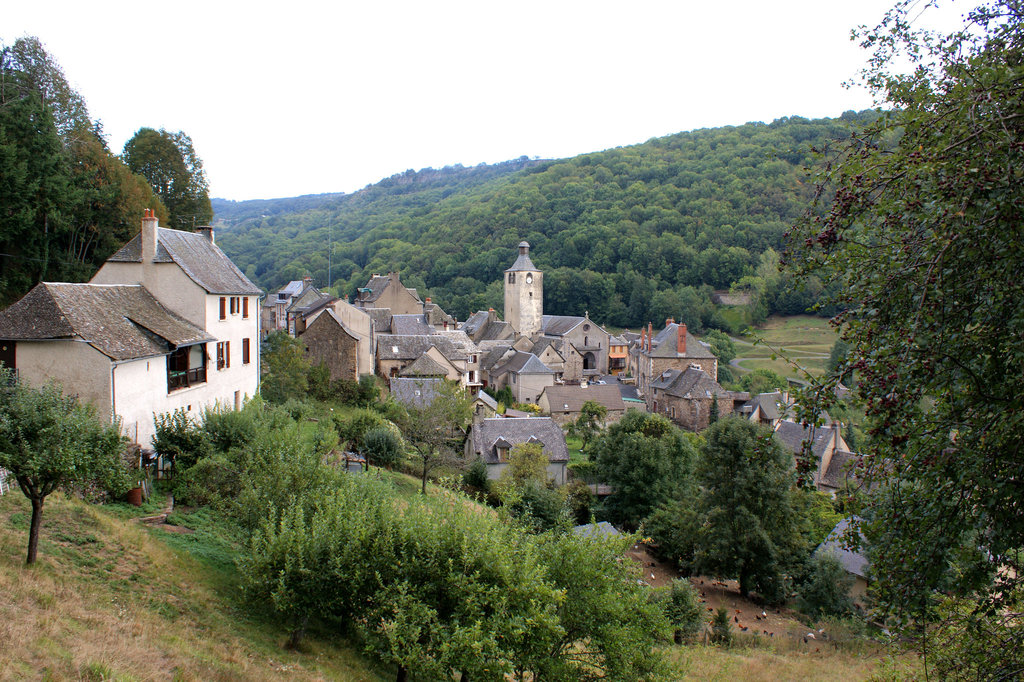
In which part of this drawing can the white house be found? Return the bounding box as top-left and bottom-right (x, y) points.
(0, 211), (262, 447)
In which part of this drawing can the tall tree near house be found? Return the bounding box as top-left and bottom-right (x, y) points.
(399, 380), (472, 494)
(564, 399), (607, 453)
(789, 1), (1024, 672)
(693, 418), (803, 602)
(122, 127), (213, 230)
(0, 371), (130, 563)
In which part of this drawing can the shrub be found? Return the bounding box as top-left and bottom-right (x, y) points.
(659, 579), (705, 644)
(796, 552), (854, 619)
(362, 426), (403, 469)
(463, 457), (489, 492)
(561, 479), (595, 525)
(711, 605), (732, 645)
(152, 408), (210, 469)
(334, 408), (387, 451)
(174, 455), (242, 507)
(202, 404), (260, 454)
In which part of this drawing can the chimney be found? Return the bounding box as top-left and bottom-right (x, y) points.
(141, 209), (158, 263)
(666, 317), (674, 326)
(196, 225), (215, 243)
(679, 323), (687, 355)
(425, 297), (431, 304)
(647, 322), (653, 352)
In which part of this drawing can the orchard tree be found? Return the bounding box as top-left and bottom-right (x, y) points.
(399, 379), (471, 494)
(0, 372), (130, 563)
(693, 418), (803, 601)
(564, 399), (607, 453)
(123, 127), (212, 229)
(788, 0), (1024, 670)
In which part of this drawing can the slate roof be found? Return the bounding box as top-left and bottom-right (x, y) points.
(294, 294), (337, 316)
(462, 311), (490, 336)
(107, 227), (261, 295)
(634, 323), (716, 360)
(504, 242), (537, 272)
(474, 391), (498, 411)
(467, 417), (569, 465)
(493, 351), (554, 376)
(819, 449), (860, 490)
(354, 274), (391, 303)
(744, 392), (785, 420)
(572, 521), (621, 539)
(391, 314), (434, 335)
(390, 377), (445, 408)
(540, 315), (585, 336)
(0, 283), (211, 361)
(400, 353), (452, 377)
(480, 344), (514, 371)
(650, 367), (730, 399)
(774, 421), (841, 461)
(423, 301), (455, 327)
(815, 518), (869, 578)
(541, 384), (626, 413)
(366, 308), (394, 333)
(376, 334), (470, 362)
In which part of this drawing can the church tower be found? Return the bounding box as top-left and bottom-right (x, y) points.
(504, 241), (543, 337)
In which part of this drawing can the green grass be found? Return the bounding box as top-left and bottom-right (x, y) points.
(732, 315), (838, 382)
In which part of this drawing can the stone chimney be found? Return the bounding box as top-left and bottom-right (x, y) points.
(647, 322), (653, 351)
(141, 209), (158, 263)
(196, 225), (215, 243)
(678, 323), (687, 354)
(666, 317), (674, 326)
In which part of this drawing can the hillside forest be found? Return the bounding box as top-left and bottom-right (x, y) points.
(215, 112), (879, 331)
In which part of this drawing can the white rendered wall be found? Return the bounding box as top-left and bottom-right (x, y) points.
(15, 340), (113, 421)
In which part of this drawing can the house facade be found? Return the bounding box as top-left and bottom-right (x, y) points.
(648, 366), (733, 431)
(631, 320), (718, 403)
(538, 384), (626, 426)
(464, 417), (569, 484)
(0, 212), (261, 446)
(353, 271), (422, 314)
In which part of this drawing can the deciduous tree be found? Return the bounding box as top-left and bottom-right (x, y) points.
(123, 127), (212, 230)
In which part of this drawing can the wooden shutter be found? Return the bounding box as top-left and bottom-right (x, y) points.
(219, 297), (226, 320)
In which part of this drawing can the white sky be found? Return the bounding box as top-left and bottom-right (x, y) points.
(4, 0), (970, 201)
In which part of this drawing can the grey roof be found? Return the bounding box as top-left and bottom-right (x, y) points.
(540, 384), (625, 413)
(650, 367), (730, 400)
(815, 518), (869, 578)
(354, 274), (391, 303)
(474, 391), (498, 410)
(107, 227), (261, 295)
(504, 242), (538, 272)
(572, 521), (621, 539)
(461, 310), (490, 336)
(391, 314), (434, 335)
(287, 285), (324, 312)
(376, 334), (470, 362)
(467, 417), (569, 465)
(294, 294), (337, 316)
(540, 315), (585, 336)
(746, 392), (785, 420)
(634, 323), (716, 360)
(305, 309), (358, 340)
(774, 421), (839, 460)
(423, 302), (455, 327)
(390, 377), (445, 408)
(820, 449), (859, 490)
(277, 280), (305, 297)
(0, 283), (212, 361)
(366, 308), (394, 333)
(480, 344), (514, 370)
(493, 351), (554, 377)
(400, 353), (452, 377)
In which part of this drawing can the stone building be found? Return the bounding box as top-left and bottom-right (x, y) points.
(504, 242), (543, 337)
(353, 271), (422, 315)
(648, 366), (733, 431)
(631, 320), (718, 404)
(300, 309), (360, 381)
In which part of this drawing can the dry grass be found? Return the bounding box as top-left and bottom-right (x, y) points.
(0, 491), (386, 681)
(733, 315), (838, 380)
(671, 642), (915, 681)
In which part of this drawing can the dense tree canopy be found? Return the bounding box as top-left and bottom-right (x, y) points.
(790, 0), (1024, 673)
(216, 113), (879, 328)
(123, 127), (212, 230)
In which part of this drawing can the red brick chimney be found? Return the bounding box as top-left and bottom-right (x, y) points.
(647, 322), (653, 351)
(666, 317), (674, 326)
(425, 297), (431, 304)
(678, 323), (687, 355)
(141, 209), (158, 263)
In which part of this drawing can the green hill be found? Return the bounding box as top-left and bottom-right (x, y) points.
(215, 112), (877, 328)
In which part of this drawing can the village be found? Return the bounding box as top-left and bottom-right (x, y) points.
(0, 212), (866, 609)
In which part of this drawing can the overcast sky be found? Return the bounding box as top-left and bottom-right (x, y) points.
(4, 1), (968, 201)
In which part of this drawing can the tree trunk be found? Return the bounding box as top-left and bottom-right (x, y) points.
(421, 455), (429, 495)
(27, 496), (44, 565)
(738, 564), (751, 598)
(396, 665), (408, 682)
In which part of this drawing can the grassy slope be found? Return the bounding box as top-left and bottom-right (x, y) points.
(0, 471), (905, 681)
(0, 491), (387, 682)
(732, 315), (838, 381)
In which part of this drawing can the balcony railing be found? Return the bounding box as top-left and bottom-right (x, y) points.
(168, 366), (207, 392)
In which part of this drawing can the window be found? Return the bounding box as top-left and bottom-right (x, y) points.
(242, 297), (249, 318)
(496, 446), (509, 462)
(219, 297), (226, 320)
(217, 341), (231, 370)
(167, 345), (207, 391)
(242, 338), (250, 365)
(229, 296), (239, 315)
(508, 273), (515, 283)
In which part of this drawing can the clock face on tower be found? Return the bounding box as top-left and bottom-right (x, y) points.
(526, 274), (533, 284)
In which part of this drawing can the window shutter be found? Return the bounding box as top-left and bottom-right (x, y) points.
(219, 297), (226, 320)
(242, 297), (249, 318)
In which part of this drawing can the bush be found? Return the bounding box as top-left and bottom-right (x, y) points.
(362, 426), (403, 469)
(202, 404), (260, 454)
(152, 408), (210, 469)
(463, 457), (489, 492)
(660, 579), (704, 644)
(501, 480), (566, 533)
(711, 605), (732, 646)
(277, 398), (316, 422)
(174, 455), (243, 507)
(561, 479), (595, 525)
(796, 552), (854, 619)
(334, 408), (387, 451)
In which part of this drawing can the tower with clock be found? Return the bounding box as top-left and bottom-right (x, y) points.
(503, 241), (543, 337)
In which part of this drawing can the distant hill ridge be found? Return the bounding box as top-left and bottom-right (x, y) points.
(215, 111), (876, 328)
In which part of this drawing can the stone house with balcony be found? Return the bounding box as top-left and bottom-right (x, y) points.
(0, 211), (261, 447)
